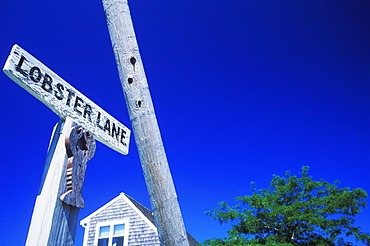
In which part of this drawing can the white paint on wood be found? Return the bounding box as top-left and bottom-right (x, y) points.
(102, 1), (190, 245)
(94, 219), (130, 246)
(3, 45), (130, 155)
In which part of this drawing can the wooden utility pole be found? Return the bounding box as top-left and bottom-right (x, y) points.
(102, 1), (190, 245)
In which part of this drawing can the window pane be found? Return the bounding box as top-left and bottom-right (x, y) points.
(113, 224), (125, 236)
(97, 238), (109, 246)
(112, 236), (124, 246)
(99, 226), (110, 237)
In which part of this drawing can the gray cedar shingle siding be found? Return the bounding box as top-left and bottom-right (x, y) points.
(81, 193), (199, 246)
(84, 195), (160, 246)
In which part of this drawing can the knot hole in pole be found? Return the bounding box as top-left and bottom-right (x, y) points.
(130, 57), (136, 65)
(130, 57), (136, 71)
(136, 100), (143, 108)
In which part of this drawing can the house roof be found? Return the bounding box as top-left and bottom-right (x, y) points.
(80, 192), (199, 246)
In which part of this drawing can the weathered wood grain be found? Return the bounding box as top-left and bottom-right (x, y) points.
(26, 117), (78, 246)
(60, 125), (96, 208)
(102, 1), (190, 245)
(3, 45), (130, 155)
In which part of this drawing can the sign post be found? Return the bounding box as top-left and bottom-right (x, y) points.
(102, 1), (190, 245)
(25, 118), (76, 246)
(3, 45), (131, 245)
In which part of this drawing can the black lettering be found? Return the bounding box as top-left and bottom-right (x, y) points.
(15, 55), (27, 76)
(54, 83), (64, 100)
(74, 96), (83, 115)
(103, 119), (111, 134)
(83, 104), (92, 122)
(111, 123), (120, 140)
(41, 73), (53, 93)
(29, 67), (42, 82)
(96, 111), (104, 130)
(66, 89), (75, 106)
(120, 129), (127, 146)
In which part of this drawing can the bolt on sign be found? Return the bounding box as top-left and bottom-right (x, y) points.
(3, 44), (130, 155)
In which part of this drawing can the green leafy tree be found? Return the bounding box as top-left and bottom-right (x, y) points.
(203, 166), (370, 246)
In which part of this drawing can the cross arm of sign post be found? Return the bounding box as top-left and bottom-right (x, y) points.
(3, 44), (131, 155)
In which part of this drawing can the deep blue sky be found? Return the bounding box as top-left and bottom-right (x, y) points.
(1, 0), (369, 245)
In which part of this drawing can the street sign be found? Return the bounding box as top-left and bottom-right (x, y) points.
(3, 44), (130, 155)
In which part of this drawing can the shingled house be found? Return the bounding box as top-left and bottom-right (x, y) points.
(80, 193), (198, 246)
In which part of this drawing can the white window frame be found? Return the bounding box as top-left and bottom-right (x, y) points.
(94, 219), (129, 246)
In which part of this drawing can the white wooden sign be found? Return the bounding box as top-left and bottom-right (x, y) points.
(3, 44), (130, 155)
